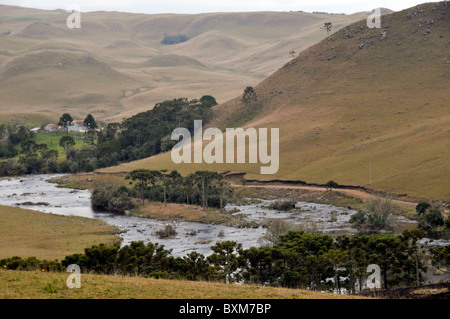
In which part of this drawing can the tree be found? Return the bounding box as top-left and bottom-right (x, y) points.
(59, 135), (75, 150)
(159, 169), (168, 207)
(325, 180), (339, 191)
(58, 113), (73, 134)
(215, 180), (233, 211)
(241, 86), (257, 115)
(416, 202), (431, 215)
(418, 202), (445, 232)
(126, 169), (155, 205)
(200, 95), (218, 107)
(182, 251), (212, 281)
(350, 197), (395, 233)
(208, 241), (243, 283)
(84, 114), (97, 130)
(192, 171), (221, 210)
(289, 50), (296, 58)
(321, 249), (348, 293)
(84, 130), (96, 145)
(323, 22), (332, 36)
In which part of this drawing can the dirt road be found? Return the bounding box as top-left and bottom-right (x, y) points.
(232, 183), (419, 208)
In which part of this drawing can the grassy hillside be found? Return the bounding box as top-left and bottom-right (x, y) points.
(0, 269), (366, 299)
(0, 205), (119, 260)
(102, 2), (449, 202)
(0, 5), (367, 121)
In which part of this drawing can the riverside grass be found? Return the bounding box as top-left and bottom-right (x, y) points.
(0, 205), (120, 260)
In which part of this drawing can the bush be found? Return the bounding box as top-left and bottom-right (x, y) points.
(258, 220), (297, 246)
(325, 180), (339, 190)
(91, 182), (134, 213)
(418, 202), (445, 236)
(0, 256), (62, 271)
(155, 225), (177, 239)
(350, 197), (395, 234)
(416, 202), (431, 215)
(268, 198), (297, 211)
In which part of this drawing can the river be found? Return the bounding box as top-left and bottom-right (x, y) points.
(0, 174), (434, 258)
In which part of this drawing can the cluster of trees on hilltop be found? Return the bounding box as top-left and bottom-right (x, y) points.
(3, 229), (446, 293)
(0, 97), (216, 176)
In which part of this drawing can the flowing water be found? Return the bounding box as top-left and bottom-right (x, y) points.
(0, 174), (441, 258)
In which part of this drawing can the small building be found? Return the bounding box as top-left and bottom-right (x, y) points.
(44, 124), (59, 133)
(68, 121), (87, 133)
(30, 127), (41, 134)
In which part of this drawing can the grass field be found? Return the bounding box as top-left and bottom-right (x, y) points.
(0, 205), (120, 260)
(0, 5), (367, 122)
(0, 131), (87, 161)
(34, 132), (86, 159)
(0, 269), (368, 299)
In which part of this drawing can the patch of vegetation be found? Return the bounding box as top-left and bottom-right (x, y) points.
(161, 34), (189, 45)
(258, 219), (297, 246)
(350, 197), (396, 234)
(125, 169), (233, 210)
(155, 225), (178, 239)
(91, 181), (135, 214)
(417, 202), (449, 239)
(268, 198), (297, 211)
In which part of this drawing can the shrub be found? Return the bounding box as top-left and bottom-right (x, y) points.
(350, 197), (395, 234)
(155, 225), (177, 239)
(416, 202), (431, 215)
(258, 220), (297, 246)
(325, 180), (339, 191)
(91, 182), (134, 213)
(268, 198), (297, 211)
(418, 202), (445, 235)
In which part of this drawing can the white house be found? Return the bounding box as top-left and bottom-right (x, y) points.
(68, 120), (87, 133)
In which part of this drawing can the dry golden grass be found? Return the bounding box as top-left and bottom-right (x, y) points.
(0, 270), (371, 299)
(50, 173), (129, 190)
(0, 5), (366, 122)
(102, 3), (450, 202)
(129, 201), (242, 226)
(0, 205), (120, 260)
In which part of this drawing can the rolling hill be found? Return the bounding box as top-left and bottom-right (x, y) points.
(0, 5), (367, 122)
(102, 2), (450, 202)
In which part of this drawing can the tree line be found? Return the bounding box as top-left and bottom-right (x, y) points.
(91, 169), (233, 213)
(0, 97), (216, 176)
(2, 229), (448, 293)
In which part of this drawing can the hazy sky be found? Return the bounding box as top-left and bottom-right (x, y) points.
(0, 0), (441, 14)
